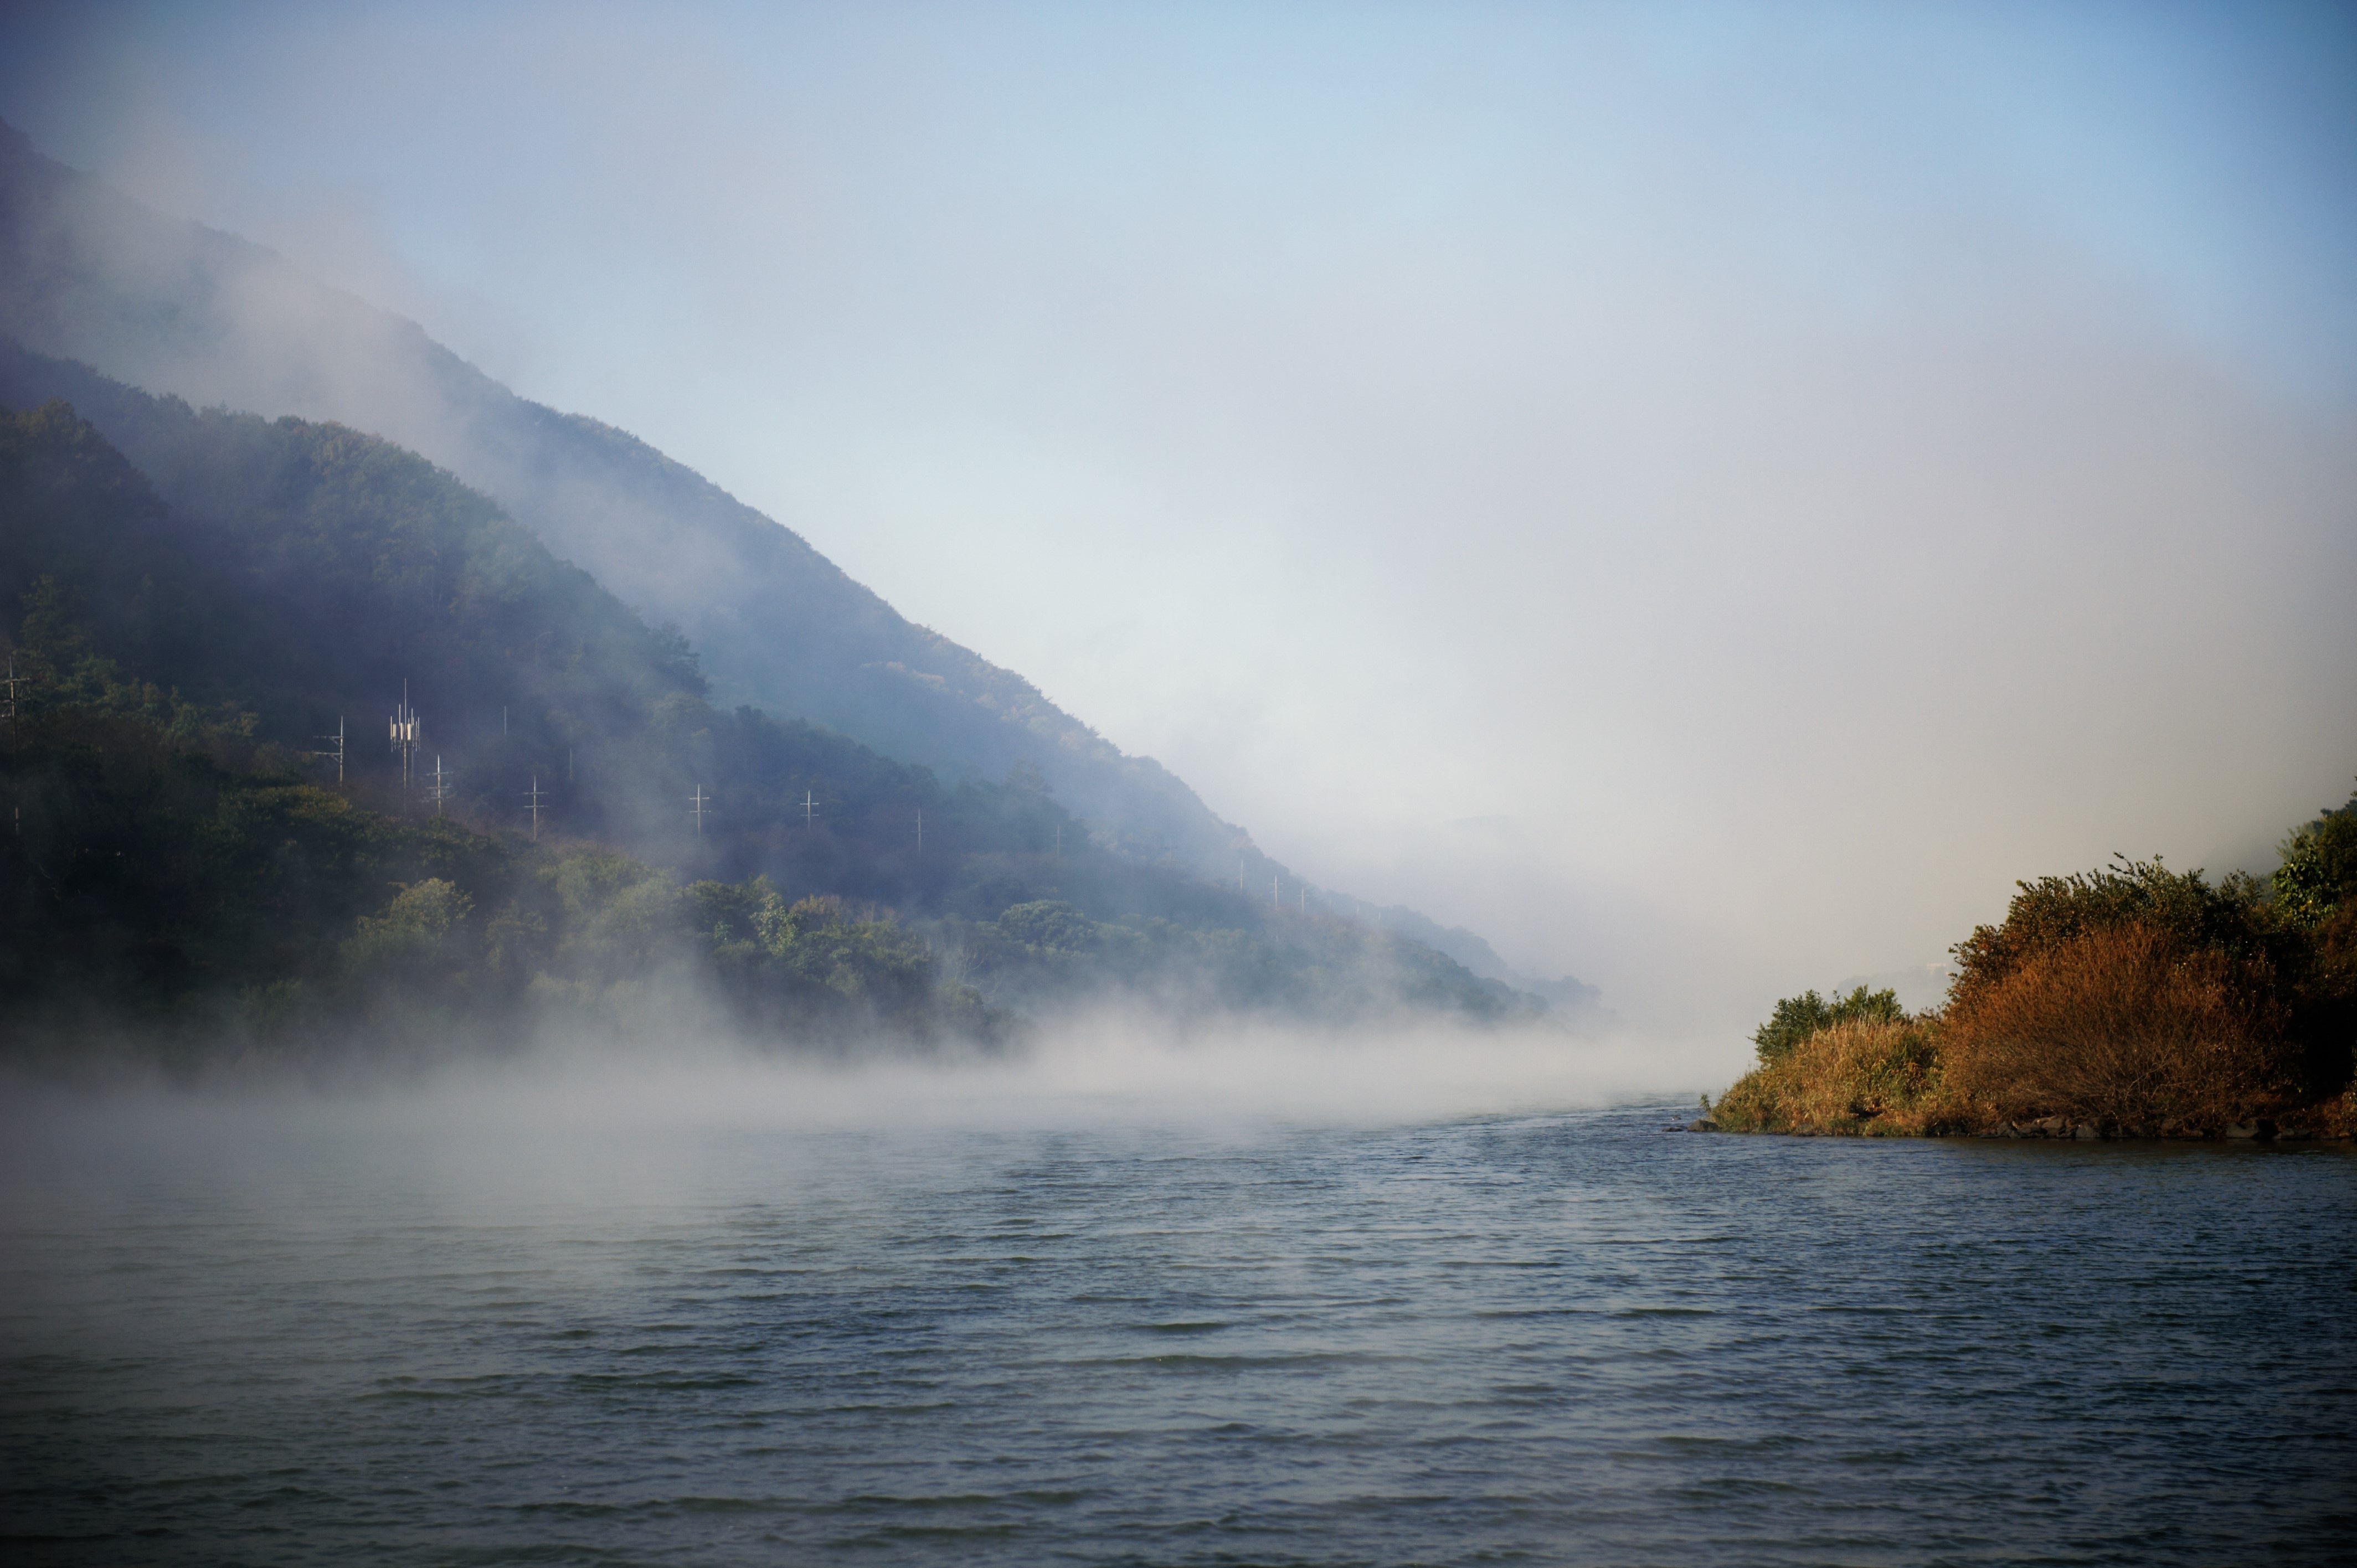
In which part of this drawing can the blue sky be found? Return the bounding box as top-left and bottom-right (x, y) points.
(4, 1), (2353, 1035)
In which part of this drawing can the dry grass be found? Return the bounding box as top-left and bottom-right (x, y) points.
(1938, 921), (2287, 1129)
(1710, 1016), (1952, 1136)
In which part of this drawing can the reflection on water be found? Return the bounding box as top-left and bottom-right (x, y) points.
(3, 1095), (2352, 1565)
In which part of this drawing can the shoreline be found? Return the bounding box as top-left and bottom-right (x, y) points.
(1686, 1115), (2354, 1142)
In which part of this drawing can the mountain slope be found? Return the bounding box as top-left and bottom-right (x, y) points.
(0, 394), (1542, 1044)
(0, 119), (1601, 1012)
(0, 352), (1079, 876)
(0, 120), (1258, 878)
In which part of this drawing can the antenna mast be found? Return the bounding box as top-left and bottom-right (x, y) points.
(389, 683), (421, 809)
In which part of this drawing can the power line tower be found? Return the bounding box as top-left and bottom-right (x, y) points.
(307, 716), (347, 783)
(429, 755), (454, 816)
(523, 774), (547, 842)
(389, 683), (421, 808)
(689, 784), (711, 837)
(801, 789), (819, 831)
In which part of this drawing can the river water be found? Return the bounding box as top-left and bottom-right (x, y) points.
(2, 1089), (2352, 1565)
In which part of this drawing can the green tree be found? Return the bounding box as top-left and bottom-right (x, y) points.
(1753, 985), (1904, 1063)
(2273, 782), (2357, 931)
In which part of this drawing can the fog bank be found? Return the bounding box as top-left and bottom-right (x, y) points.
(1, 1013), (1725, 1150)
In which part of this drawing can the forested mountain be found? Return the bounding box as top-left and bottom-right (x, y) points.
(0, 120), (1270, 881)
(0, 391), (1544, 1055)
(0, 117), (1601, 1020)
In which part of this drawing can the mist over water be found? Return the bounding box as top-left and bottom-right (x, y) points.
(4, 1067), (2350, 1566)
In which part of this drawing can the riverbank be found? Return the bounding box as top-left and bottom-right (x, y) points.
(1698, 1010), (2357, 1142)
(1693, 1111), (2354, 1141)
(1710, 791), (2357, 1142)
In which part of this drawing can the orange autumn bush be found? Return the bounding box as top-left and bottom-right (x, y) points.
(1938, 921), (2288, 1129)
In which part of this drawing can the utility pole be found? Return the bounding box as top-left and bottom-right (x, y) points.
(0, 657), (29, 729)
(389, 683), (421, 809)
(689, 785), (710, 837)
(802, 790), (818, 831)
(915, 809), (923, 852)
(429, 755), (454, 816)
(309, 716), (347, 783)
(1272, 874), (1280, 910)
(524, 775), (547, 842)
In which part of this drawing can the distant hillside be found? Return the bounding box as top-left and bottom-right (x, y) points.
(0, 359), (1110, 886)
(0, 394), (1543, 1049)
(1362, 901), (1612, 1028)
(0, 120), (1255, 876)
(0, 118), (1602, 1015)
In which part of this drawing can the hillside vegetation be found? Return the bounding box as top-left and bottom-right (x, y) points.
(1, 394), (1539, 1062)
(1712, 816), (2357, 1138)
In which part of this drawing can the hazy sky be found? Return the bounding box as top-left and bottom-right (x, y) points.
(4, 1), (2354, 1038)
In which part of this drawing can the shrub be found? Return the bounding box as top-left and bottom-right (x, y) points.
(1751, 984), (1905, 1063)
(1713, 1015), (1948, 1135)
(1948, 855), (2270, 1015)
(1940, 921), (2287, 1128)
